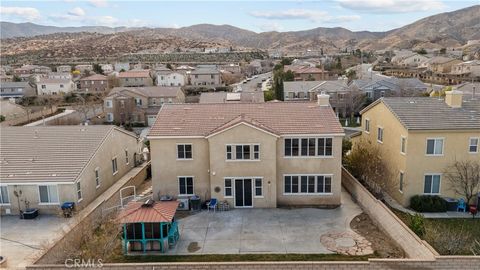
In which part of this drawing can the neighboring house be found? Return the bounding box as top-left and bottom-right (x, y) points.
(220, 64), (242, 75)
(75, 65), (93, 73)
(79, 74), (109, 92)
(453, 82), (479, 97)
(283, 80), (358, 117)
(349, 78), (428, 101)
(156, 71), (186, 87)
(36, 78), (75, 95)
(353, 92), (480, 207)
(101, 64), (114, 74)
(0, 82), (36, 98)
(147, 96), (344, 208)
(425, 57), (462, 73)
(117, 70), (153, 87)
(199, 91), (264, 103)
(14, 65), (51, 76)
(391, 53), (429, 67)
(284, 65), (335, 81)
(0, 126), (140, 215)
(46, 72), (72, 80)
(115, 62), (130, 72)
(189, 68), (223, 87)
(104, 86), (185, 126)
(56, 65), (72, 73)
(451, 60), (480, 77)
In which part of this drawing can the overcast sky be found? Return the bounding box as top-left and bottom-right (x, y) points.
(1, 0), (478, 32)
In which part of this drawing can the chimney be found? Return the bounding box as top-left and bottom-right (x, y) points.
(445, 90), (463, 108)
(317, 91), (330, 106)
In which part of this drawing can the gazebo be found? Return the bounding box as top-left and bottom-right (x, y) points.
(117, 199), (180, 254)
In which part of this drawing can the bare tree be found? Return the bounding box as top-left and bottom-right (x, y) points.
(344, 138), (397, 198)
(444, 160), (480, 204)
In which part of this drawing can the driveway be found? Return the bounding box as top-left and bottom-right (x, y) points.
(171, 188), (363, 254)
(0, 215), (69, 269)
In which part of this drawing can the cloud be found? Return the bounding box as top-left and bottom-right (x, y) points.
(249, 9), (361, 24)
(94, 16), (119, 26)
(337, 0), (446, 13)
(88, 0), (108, 8)
(258, 22), (284, 32)
(67, 7), (85, 17)
(0, 7), (40, 21)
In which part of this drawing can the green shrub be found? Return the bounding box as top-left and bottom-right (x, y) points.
(0, 115), (5, 122)
(410, 195), (447, 212)
(408, 213), (426, 237)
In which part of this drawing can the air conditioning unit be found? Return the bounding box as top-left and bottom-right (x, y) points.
(177, 198), (189, 211)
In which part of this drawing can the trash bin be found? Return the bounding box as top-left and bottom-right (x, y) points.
(61, 202), (75, 218)
(442, 197), (458, 211)
(190, 195), (201, 211)
(477, 192), (480, 209)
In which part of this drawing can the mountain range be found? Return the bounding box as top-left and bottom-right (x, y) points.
(1, 5), (479, 60)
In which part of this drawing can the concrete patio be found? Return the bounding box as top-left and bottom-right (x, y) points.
(169, 189), (364, 255)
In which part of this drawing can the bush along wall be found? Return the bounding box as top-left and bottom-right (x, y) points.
(410, 195), (447, 212)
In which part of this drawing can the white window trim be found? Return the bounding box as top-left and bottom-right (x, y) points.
(112, 156), (118, 175)
(364, 118), (370, 134)
(254, 178), (264, 198)
(224, 178), (233, 198)
(283, 137), (334, 158)
(178, 176), (195, 196)
(125, 149), (129, 165)
(0, 185), (10, 205)
(422, 173), (442, 195)
(400, 136), (407, 155)
(95, 167), (101, 189)
(425, 137), (445, 156)
(76, 181), (83, 203)
(283, 174), (334, 196)
(176, 143), (193, 160)
(225, 143), (261, 161)
(469, 137), (479, 153)
(377, 126), (384, 144)
(37, 184), (60, 205)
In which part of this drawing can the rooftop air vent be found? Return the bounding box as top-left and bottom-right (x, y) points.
(142, 199), (155, 207)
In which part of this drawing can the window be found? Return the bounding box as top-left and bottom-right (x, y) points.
(0, 186), (9, 204)
(95, 168), (100, 188)
(41, 85), (46, 89)
(426, 138), (444, 155)
(112, 157), (118, 174)
(254, 178), (263, 197)
(105, 100), (112, 108)
(365, 119), (370, 133)
(76, 182), (82, 201)
(400, 136), (407, 154)
(106, 113), (113, 122)
(168, 98), (173, 103)
(120, 100), (125, 108)
(399, 172), (404, 192)
(424, 174), (441, 194)
(178, 177), (194, 195)
(226, 144), (259, 160)
(125, 149), (129, 164)
(177, 144), (192, 159)
(60, 84), (64, 88)
(377, 127), (384, 143)
(135, 98), (142, 106)
(284, 175), (332, 194)
(38, 185), (59, 204)
(285, 138), (332, 157)
(469, 138), (479, 153)
(224, 179), (232, 197)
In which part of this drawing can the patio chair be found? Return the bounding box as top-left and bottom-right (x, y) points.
(207, 198), (217, 212)
(457, 198), (466, 212)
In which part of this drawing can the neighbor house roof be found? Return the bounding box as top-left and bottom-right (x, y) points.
(199, 91), (264, 103)
(360, 97), (480, 130)
(108, 86), (182, 98)
(148, 102), (344, 137)
(284, 80), (349, 93)
(284, 65), (325, 74)
(428, 56), (459, 65)
(80, 74), (108, 81)
(117, 70), (151, 78)
(190, 68), (220, 75)
(117, 201), (179, 224)
(0, 82), (32, 88)
(0, 126), (137, 183)
(37, 78), (72, 84)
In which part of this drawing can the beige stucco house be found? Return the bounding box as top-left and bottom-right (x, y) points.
(148, 96), (344, 208)
(0, 126), (140, 215)
(353, 91), (480, 206)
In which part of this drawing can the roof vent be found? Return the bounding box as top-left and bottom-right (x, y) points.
(142, 199), (155, 208)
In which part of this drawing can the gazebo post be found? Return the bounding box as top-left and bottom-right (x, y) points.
(141, 222), (146, 253)
(123, 224), (128, 254)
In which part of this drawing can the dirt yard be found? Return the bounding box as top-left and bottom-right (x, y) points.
(350, 213), (405, 258)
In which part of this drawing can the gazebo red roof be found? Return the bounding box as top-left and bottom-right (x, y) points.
(117, 201), (179, 223)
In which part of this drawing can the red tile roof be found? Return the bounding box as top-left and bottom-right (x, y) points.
(284, 65), (325, 74)
(80, 74), (108, 81)
(117, 70), (151, 78)
(117, 201), (179, 224)
(148, 102), (344, 137)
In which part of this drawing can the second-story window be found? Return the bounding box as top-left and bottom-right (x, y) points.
(377, 127), (384, 143)
(469, 138), (479, 153)
(177, 144), (192, 159)
(426, 138), (443, 155)
(365, 119), (370, 133)
(112, 157), (118, 174)
(226, 144), (260, 160)
(285, 138), (332, 157)
(105, 100), (112, 108)
(400, 136), (406, 154)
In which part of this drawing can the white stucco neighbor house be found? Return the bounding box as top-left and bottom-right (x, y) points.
(36, 78), (75, 95)
(156, 71), (186, 86)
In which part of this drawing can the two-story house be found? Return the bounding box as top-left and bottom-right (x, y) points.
(353, 91), (480, 207)
(56, 65), (72, 73)
(36, 78), (75, 95)
(284, 65), (335, 81)
(0, 126), (140, 215)
(156, 71), (186, 87)
(117, 70), (153, 87)
(104, 86), (185, 126)
(147, 95), (344, 208)
(189, 68), (222, 87)
(0, 82), (36, 98)
(79, 74), (109, 92)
